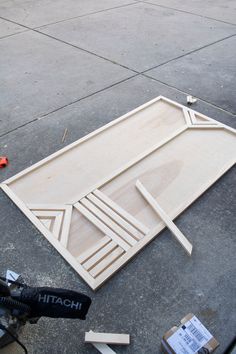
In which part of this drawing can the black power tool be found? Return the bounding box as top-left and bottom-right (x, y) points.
(0, 276), (91, 353)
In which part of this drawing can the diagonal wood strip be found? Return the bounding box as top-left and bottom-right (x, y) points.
(135, 180), (193, 256)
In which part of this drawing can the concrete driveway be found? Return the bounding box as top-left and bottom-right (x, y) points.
(0, 1), (236, 353)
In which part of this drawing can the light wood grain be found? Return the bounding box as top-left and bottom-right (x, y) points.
(1, 96), (235, 290)
(83, 241), (117, 271)
(77, 236), (111, 264)
(89, 247), (124, 278)
(94, 189), (149, 235)
(136, 180), (193, 256)
(80, 197), (137, 246)
(91, 342), (116, 354)
(85, 332), (130, 345)
(87, 193), (143, 240)
(74, 203), (130, 251)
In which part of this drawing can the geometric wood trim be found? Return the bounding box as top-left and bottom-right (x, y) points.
(93, 189), (149, 235)
(86, 193), (143, 240)
(183, 108), (192, 127)
(80, 197), (138, 247)
(72, 189), (152, 281)
(27, 204), (72, 248)
(184, 109), (222, 129)
(1, 96), (236, 290)
(74, 202), (131, 252)
(189, 110), (217, 125)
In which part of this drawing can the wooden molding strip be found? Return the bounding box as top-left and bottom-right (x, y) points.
(83, 241), (117, 271)
(85, 332), (130, 345)
(80, 197), (137, 246)
(89, 247), (124, 278)
(91, 342), (116, 354)
(74, 202), (130, 251)
(87, 193), (143, 240)
(183, 108), (192, 127)
(77, 236), (111, 264)
(94, 189), (149, 235)
(0, 184), (96, 289)
(135, 180), (193, 256)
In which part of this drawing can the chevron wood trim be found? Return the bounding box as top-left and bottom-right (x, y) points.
(28, 204), (72, 247)
(2, 96), (235, 290)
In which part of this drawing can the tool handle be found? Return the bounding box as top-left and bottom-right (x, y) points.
(12, 287), (91, 320)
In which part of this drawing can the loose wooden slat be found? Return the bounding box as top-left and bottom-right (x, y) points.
(93, 189), (149, 235)
(87, 193), (143, 240)
(83, 241), (117, 271)
(85, 332), (130, 345)
(74, 203), (130, 251)
(136, 180), (193, 256)
(77, 236), (111, 264)
(89, 247), (124, 278)
(80, 198), (137, 247)
(91, 342), (116, 354)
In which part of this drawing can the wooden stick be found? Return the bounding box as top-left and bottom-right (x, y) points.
(92, 342), (116, 354)
(135, 180), (193, 256)
(85, 332), (130, 345)
(61, 128), (68, 143)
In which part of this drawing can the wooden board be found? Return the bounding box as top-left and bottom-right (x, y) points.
(85, 332), (130, 345)
(1, 96), (235, 290)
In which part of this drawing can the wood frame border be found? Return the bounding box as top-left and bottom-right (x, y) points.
(1, 96), (235, 290)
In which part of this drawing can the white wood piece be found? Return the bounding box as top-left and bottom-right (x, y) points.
(1, 96), (235, 290)
(85, 332), (130, 345)
(60, 205), (72, 248)
(183, 108), (192, 127)
(93, 189), (149, 235)
(89, 247), (124, 278)
(77, 236), (111, 264)
(0, 184), (96, 288)
(87, 193), (143, 240)
(92, 342), (116, 354)
(80, 197), (137, 246)
(83, 241), (117, 271)
(74, 202), (130, 251)
(135, 180), (193, 256)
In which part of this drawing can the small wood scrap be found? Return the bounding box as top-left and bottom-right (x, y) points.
(187, 95), (197, 105)
(91, 342), (117, 354)
(85, 331), (130, 345)
(135, 180), (193, 256)
(61, 128), (68, 143)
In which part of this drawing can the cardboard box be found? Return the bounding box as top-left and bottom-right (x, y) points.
(161, 313), (219, 354)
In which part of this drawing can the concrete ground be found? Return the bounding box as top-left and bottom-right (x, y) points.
(0, 1), (236, 353)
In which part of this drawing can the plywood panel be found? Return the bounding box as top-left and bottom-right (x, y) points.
(7, 99), (186, 204)
(1, 96), (235, 290)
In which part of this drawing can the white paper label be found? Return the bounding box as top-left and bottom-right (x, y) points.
(167, 316), (213, 354)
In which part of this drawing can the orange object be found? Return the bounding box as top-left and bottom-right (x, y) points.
(0, 157), (8, 168)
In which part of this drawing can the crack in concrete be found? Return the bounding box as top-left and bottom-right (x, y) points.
(139, 0), (236, 27)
